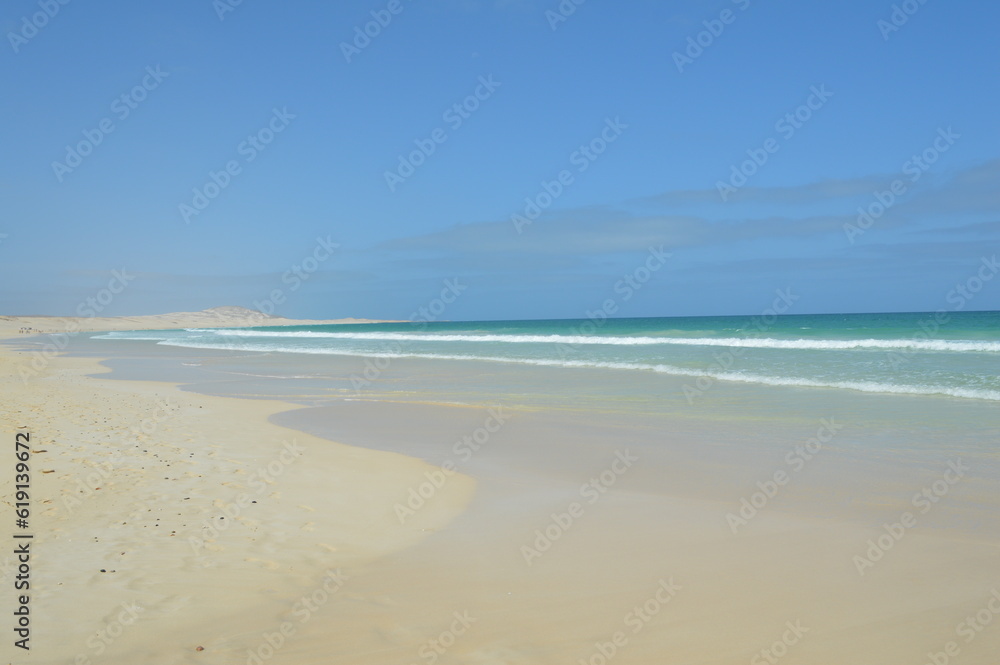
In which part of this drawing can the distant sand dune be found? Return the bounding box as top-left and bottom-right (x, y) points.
(0, 305), (393, 338)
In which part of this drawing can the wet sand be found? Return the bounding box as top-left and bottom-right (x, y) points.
(2, 318), (1000, 664)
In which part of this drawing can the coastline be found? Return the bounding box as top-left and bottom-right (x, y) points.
(3, 313), (1000, 663)
(0, 334), (475, 664)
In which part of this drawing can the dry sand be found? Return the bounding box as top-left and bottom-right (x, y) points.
(2, 311), (999, 664)
(1, 311), (474, 664)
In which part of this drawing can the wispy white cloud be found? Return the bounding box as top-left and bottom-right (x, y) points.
(381, 209), (851, 256)
(637, 175), (893, 207)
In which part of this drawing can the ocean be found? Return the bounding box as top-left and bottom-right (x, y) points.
(94, 310), (1000, 403)
(82, 309), (1000, 534)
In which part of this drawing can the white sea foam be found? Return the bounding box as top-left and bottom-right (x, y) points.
(179, 329), (1000, 353)
(147, 338), (1000, 401)
(91, 333), (177, 341)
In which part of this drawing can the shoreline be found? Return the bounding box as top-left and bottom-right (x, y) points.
(0, 338), (476, 664)
(4, 318), (1000, 663)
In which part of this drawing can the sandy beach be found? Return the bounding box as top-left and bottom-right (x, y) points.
(3, 312), (1000, 664)
(8, 1), (998, 662)
(1, 312), (474, 664)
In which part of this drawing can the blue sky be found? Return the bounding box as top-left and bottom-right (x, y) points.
(2, 0), (998, 320)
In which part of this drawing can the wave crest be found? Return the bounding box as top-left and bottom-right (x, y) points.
(146, 339), (1000, 401)
(185, 329), (1000, 353)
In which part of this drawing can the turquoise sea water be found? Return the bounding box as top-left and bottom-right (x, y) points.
(94, 311), (1000, 402)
